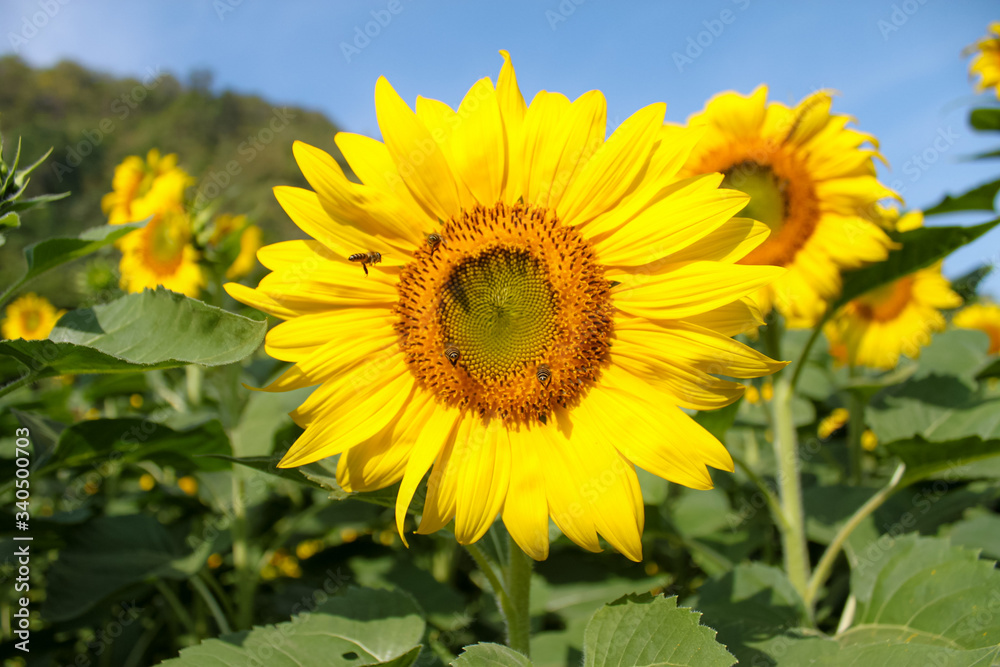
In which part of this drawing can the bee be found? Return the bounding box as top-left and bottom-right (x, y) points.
(426, 232), (443, 255)
(536, 364), (551, 387)
(348, 251), (382, 276)
(444, 346), (460, 366)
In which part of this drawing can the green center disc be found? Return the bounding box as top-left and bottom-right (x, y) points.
(439, 246), (558, 381)
(722, 161), (788, 231)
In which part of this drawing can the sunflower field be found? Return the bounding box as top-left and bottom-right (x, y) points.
(2, 9), (1000, 667)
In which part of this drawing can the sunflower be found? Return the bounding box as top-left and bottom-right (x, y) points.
(969, 22), (1000, 98)
(102, 149), (190, 225)
(824, 209), (961, 370)
(1, 293), (65, 340)
(679, 86), (896, 328)
(954, 302), (1000, 354)
(118, 204), (205, 297)
(226, 52), (786, 561)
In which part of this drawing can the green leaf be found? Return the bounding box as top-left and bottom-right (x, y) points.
(969, 107), (1000, 132)
(43, 514), (212, 622)
(452, 643), (533, 666)
(835, 220), (1000, 309)
(888, 436), (1000, 485)
(50, 287), (265, 365)
(943, 512), (1000, 560)
(160, 587), (425, 667)
(924, 179), (1000, 215)
(50, 418), (231, 472)
(977, 357), (1000, 380)
(10, 408), (64, 470)
(767, 640), (1000, 666)
(583, 594), (735, 667)
(847, 535), (1000, 649)
(0, 211), (18, 229)
(693, 400), (739, 441)
(17, 220), (145, 286)
(951, 264), (994, 302)
(0, 289), (265, 381)
(691, 563), (808, 665)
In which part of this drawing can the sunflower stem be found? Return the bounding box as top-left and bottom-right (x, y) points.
(771, 373), (813, 621)
(846, 370), (865, 485)
(506, 537), (533, 657)
(0, 371), (37, 401)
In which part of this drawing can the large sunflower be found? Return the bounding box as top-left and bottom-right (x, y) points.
(969, 22), (1000, 98)
(227, 52), (786, 561)
(679, 86), (896, 327)
(824, 211), (961, 370)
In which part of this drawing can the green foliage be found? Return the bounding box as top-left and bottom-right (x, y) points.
(583, 594), (735, 667)
(160, 588), (426, 667)
(453, 644), (533, 666)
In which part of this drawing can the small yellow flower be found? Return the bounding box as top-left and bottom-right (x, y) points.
(139, 473), (156, 491)
(84, 408), (101, 420)
(209, 213), (247, 245)
(177, 476), (199, 496)
(225, 224), (263, 280)
(760, 379), (774, 402)
(644, 562), (660, 576)
(818, 408), (850, 439)
(377, 529), (396, 546)
(1, 293), (65, 340)
(102, 149), (191, 225)
(744, 385), (761, 404)
(340, 528), (359, 543)
(968, 22), (1000, 99)
(295, 539), (324, 560)
(129, 393), (144, 409)
(207, 553), (223, 569)
(953, 302), (1000, 354)
(861, 429), (878, 451)
(118, 206), (205, 297)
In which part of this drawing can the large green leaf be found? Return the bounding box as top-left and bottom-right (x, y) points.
(690, 564), (808, 665)
(847, 535), (1000, 649)
(768, 640), (1000, 666)
(0, 288), (265, 381)
(583, 594), (735, 667)
(834, 220), (999, 309)
(944, 512), (1000, 560)
(43, 514), (212, 622)
(160, 587), (425, 667)
(923, 180), (1000, 215)
(452, 644), (533, 666)
(49, 418), (231, 472)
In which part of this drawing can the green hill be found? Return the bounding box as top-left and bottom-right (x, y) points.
(0, 55), (346, 302)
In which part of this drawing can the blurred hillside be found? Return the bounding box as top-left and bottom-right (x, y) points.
(0, 56), (346, 303)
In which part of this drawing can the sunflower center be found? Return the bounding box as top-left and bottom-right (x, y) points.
(142, 212), (188, 274)
(396, 202), (613, 425)
(21, 311), (41, 334)
(855, 276), (914, 322)
(440, 247), (558, 381)
(722, 161), (787, 231)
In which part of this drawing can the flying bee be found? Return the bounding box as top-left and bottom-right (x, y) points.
(348, 251), (383, 276)
(444, 346), (460, 366)
(536, 364), (551, 387)
(426, 232), (443, 256)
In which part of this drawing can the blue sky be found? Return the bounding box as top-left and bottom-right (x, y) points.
(3, 0), (999, 295)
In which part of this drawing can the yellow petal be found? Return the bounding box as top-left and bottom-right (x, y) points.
(450, 78), (507, 206)
(503, 427), (549, 560)
(375, 76), (462, 220)
(557, 102), (666, 226)
(497, 50), (527, 203)
(453, 417), (511, 544)
(612, 261), (785, 320)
